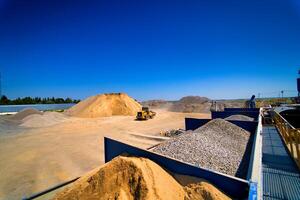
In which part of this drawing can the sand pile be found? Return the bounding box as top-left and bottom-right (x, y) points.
(176, 96), (210, 104)
(225, 115), (254, 121)
(184, 182), (231, 200)
(20, 112), (68, 128)
(65, 93), (142, 118)
(53, 156), (231, 200)
(153, 119), (251, 178)
(169, 96), (211, 113)
(142, 99), (173, 109)
(9, 108), (42, 120)
(142, 96), (247, 113)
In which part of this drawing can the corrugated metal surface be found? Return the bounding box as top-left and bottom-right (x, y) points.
(262, 126), (300, 200)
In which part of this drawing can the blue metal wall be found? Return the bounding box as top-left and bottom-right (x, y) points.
(185, 118), (210, 130)
(104, 137), (250, 199)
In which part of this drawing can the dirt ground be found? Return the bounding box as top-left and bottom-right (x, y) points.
(0, 109), (209, 200)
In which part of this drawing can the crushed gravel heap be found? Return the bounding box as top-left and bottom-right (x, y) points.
(152, 119), (251, 178)
(65, 93), (141, 118)
(52, 156), (231, 200)
(225, 115), (254, 121)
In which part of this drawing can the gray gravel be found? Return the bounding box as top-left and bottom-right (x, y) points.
(225, 114), (254, 121)
(152, 119), (252, 178)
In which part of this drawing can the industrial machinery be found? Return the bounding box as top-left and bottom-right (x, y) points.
(136, 107), (156, 120)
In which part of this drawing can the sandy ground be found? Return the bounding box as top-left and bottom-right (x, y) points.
(0, 109), (209, 200)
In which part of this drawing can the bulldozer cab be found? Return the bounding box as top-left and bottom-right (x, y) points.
(142, 107), (149, 112)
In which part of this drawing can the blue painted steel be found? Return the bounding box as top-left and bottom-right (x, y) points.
(212, 111), (259, 121)
(185, 118), (210, 130)
(185, 118), (258, 134)
(224, 108), (259, 112)
(248, 182), (258, 200)
(104, 137), (250, 199)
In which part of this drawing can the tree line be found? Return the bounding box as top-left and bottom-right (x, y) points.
(0, 95), (80, 105)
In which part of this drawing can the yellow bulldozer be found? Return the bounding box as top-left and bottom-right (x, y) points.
(136, 107), (156, 120)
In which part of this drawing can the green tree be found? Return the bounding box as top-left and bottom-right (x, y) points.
(65, 97), (73, 103)
(0, 95), (9, 105)
(55, 98), (64, 104)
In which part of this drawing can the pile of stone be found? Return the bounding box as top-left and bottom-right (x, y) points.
(225, 114), (254, 121)
(152, 119), (252, 178)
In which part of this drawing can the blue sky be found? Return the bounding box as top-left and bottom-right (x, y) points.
(0, 0), (299, 101)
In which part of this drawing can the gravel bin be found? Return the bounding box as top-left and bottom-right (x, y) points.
(152, 119), (253, 179)
(225, 114), (255, 121)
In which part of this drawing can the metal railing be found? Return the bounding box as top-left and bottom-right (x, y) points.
(273, 110), (300, 170)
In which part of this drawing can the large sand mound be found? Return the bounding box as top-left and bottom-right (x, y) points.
(10, 108), (43, 121)
(142, 99), (173, 109)
(142, 96), (246, 113)
(177, 96), (210, 104)
(65, 93), (142, 118)
(170, 96), (211, 113)
(53, 156), (231, 200)
(53, 156), (185, 200)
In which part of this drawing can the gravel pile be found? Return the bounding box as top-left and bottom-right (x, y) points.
(225, 114), (254, 121)
(152, 119), (252, 178)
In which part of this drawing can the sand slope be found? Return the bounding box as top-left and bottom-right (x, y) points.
(184, 182), (231, 200)
(0, 110), (209, 200)
(170, 96), (211, 113)
(53, 156), (186, 200)
(142, 96), (246, 113)
(10, 108), (42, 120)
(52, 156), (231, 200)
(65, 93), (142, 118)
(20, 112), (69, 128)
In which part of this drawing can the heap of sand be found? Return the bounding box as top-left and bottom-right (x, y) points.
(10, 108), (42, 120)
(65, 93), (142, 118)
(169, 96), (211, 113)
(53, 156), (231, 200)
(20, 112), (68, 128)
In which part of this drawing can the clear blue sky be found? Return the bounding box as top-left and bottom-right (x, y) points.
(0, 0), (299, 101)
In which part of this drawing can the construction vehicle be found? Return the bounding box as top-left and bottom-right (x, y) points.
(136, 107), (156, 120)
